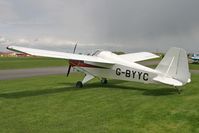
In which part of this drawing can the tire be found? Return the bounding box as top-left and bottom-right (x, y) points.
(76, 81), (83, 88)
(101, 78), (108, 84)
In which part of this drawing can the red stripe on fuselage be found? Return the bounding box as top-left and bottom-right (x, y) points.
(69, 60), (106, 68)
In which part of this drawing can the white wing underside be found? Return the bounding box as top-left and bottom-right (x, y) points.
(7, 46), (114, 64)
(7, 46), (159, 64)
(119, 52), (159, 62)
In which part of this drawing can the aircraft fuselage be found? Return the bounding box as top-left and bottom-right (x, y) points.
(71, 51), (159, 84)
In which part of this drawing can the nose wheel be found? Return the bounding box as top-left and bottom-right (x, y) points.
(76, 81), (83, 88)
(75, 75), (107, 88)
(75, 74), (94, 88)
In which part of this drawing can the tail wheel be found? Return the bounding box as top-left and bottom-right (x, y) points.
(101, 78), (108, 84)
(76, 81), (83, 88)
(174, 86), (182, 94)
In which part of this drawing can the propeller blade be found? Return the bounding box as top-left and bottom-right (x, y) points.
(73, 42), (78, 54)
(67, 42), (77, 77)
(67, 65), (72, 77)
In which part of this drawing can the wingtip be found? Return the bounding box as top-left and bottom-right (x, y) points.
(6, 45), (11, 50)
(7, 45), (15, 51)
(6, 45), (15, 50)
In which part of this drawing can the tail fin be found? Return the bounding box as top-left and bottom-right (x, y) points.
(154, 47), (191, 86)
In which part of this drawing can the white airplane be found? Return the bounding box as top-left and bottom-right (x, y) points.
(7, 45), (191, 93)
(191, 53), (199, 63)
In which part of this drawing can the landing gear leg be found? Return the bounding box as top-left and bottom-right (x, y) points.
(75, 74), (94, 88)
(101, 78), (108, 84)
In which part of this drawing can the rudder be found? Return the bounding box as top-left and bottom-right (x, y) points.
(155, 47), (191, 86)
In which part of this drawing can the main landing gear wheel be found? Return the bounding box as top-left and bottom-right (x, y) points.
(76, 81), (83, 88)
(101, 78), (108, 84)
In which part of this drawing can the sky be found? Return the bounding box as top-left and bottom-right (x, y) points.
(0, 0), (199, 53)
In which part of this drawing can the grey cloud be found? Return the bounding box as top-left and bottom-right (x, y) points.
(0, 0), (199, 52)
(88, 0), (199, 40)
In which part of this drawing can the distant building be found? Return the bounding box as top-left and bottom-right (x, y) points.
(0, 52), (16, 57)
(16, 53), (31, 57)
(0, 52), (31, 57)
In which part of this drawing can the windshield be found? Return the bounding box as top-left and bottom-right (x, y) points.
(91, 50), (102, 56)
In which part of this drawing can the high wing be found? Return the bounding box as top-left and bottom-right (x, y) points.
(119, 52), (159, 62)
(7, 46), (114, 64)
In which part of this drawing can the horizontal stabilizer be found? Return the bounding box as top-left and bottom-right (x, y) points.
(153, 76), (183, 86)
(119, 52), (159, 62)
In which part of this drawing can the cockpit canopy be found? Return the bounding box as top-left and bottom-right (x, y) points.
(91, 49), (102, 56)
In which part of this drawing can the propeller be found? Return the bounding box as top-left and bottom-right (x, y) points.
(67, 42), (78, 77)
(66, 65), (72, 77)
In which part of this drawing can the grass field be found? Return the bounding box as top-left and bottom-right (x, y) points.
(189, 63), (199, 70)
(0, 73), (198, 133)
(0, 57), (67, 70)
